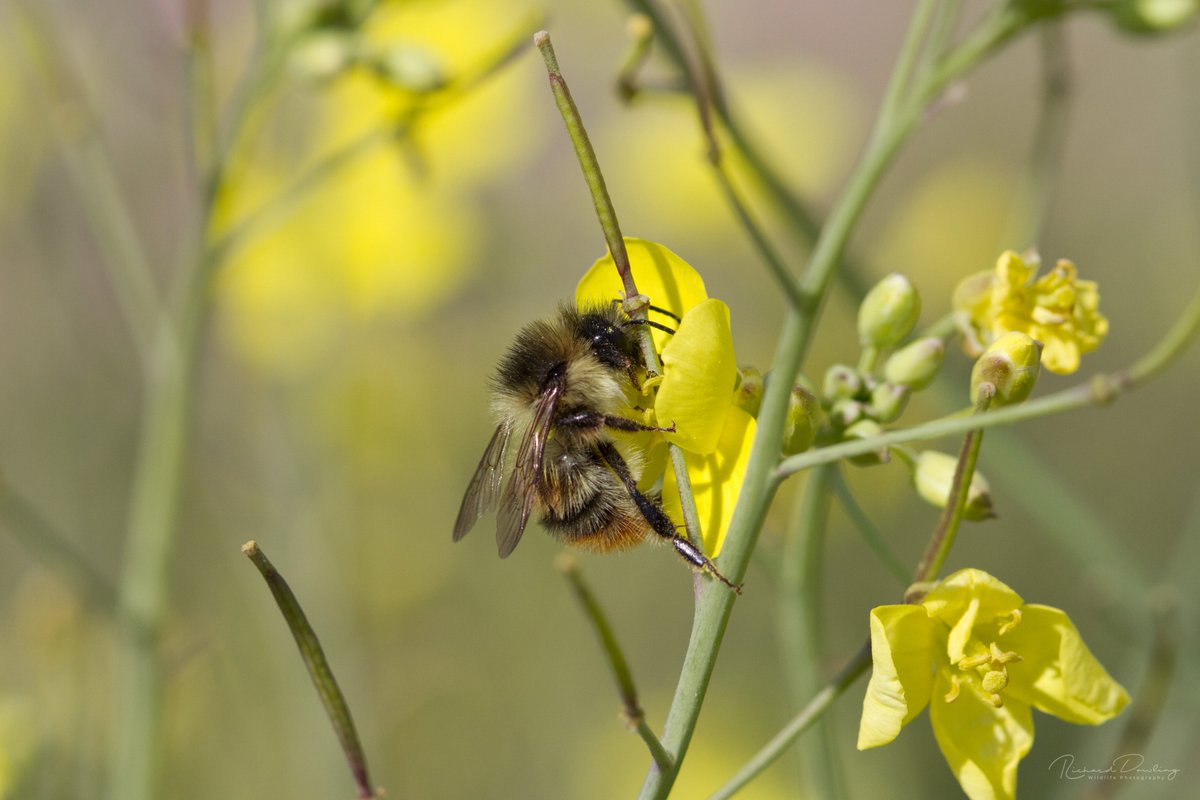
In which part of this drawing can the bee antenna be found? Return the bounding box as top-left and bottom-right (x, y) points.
(623, 319), (676, 336)
(645, 304), (682, 324)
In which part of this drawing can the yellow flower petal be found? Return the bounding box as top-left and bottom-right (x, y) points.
(576, 238), (709, 352)
(857, 604), (940, 750)
(921, 569), (1024, 637)
(655, 299), (738, 454)
(661, 407), (756, 557)
(929, 670), (1034, 800)
(1000, 604), (1130, 725)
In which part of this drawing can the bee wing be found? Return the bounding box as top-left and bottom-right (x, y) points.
(453, 421), (513, 542)
(495, 375), (563, 558)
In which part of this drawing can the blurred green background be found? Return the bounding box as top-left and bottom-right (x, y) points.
(1, 0), (1197, 798)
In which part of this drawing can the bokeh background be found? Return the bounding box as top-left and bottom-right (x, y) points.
(1, 0), (1198, 798)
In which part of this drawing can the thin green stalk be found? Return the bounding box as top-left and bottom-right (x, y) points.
(243, 541), (377, 799)
(710, 156), (801, 306)
(708, 642), (872, 800)
(778, 282), (1200, 480)
(622, 0), (822, 245)
(616, 13), (656, 100)
(830, 470), (909, 586)
(558, 555), (673, 774)
(913, 387), (992, 583)
(657, 0), (800, 306)
(777, 466), (843, 800)
(110, 31), (289, 800)
(668, 444), (705, 549)
(185, 0), (219, 181)
(535, 32), (636, 301)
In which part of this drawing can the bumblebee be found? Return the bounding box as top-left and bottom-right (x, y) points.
(454, 303), (738, 590)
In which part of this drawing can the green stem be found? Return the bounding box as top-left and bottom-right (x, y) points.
(913, 387), (993, 583)
(558, 555), (672, 774)
(707, 642), (872, 800)
(777, 466), (843, 800)
(710, 158), (801, 306)
(243, 541), (376, 799)
(535, 32), (636, 301)
(668, 444), (705, 549)
(185, 0), (219, 181)
(110, 32), (288, 800)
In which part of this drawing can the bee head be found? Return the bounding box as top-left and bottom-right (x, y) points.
(578, 309), (641, 371)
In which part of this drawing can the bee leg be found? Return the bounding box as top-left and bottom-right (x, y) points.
(557, 411), (676, 434)
(596, 442), (742, 594)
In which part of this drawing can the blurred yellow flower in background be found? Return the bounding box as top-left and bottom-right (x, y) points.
(215, 0), (541, 376)
(954, 251), (1108, 374)
(599, 61), (862, 244)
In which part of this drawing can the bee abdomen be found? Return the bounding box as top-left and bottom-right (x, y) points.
(539, 475), (648, 552)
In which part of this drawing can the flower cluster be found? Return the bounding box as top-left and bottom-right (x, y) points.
(954, 251), (1108, 375)
(576, 238), (754, 557)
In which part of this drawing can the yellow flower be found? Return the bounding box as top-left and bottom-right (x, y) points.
(576, 238), (752, 556)
(858, 569), (1129, 800)
(954, 251), (1109, 374)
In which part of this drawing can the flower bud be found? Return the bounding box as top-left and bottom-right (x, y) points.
(734, 365), (763, 418)
(783, 384), (821, 455)
(823, 364), (862, 400)
(845, 419), (888, 466)
(884, 337), (945, 390)
(858, 273), (921, 349)
(374, 46), (447, 93)
(913, 450), (995, 520)
(869, 382), (910, 424)
(288, 31), (357, 82)
(1108, 0), (1199, 35)
(829, 397), (865, 428)
(970, 332), (1042, 406)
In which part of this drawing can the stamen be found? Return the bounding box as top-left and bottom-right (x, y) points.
(943, 675), (961, 703)
(998, 608), (1022, 636)
(641, 374), (664, 396)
